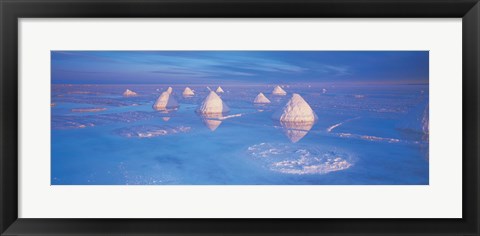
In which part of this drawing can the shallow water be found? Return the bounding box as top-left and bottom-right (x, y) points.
(51, 84), (429, 185)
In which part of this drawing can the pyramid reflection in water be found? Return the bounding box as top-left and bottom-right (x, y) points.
(200, 113), (223, 131)
(279, 121), (315, 143)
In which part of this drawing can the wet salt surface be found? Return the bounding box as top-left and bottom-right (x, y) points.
(52, 111), (157, 129)
(247, 143), (352, 175)
(51, 84), (429, 185)
(115, 125), (191, 138)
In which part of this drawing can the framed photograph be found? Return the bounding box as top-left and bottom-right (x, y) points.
(1, 0), (479, 235)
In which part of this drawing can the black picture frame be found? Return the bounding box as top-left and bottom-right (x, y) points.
(1, 0), (479, 235)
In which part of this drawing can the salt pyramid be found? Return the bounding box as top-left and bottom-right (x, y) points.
(280, 121), (314, 143)
(272, 93), (318, 122)
(272, 85), (287, 95)
(123, 89), (137, 97)
(196, 91), (230, 114)
(182, 87), (195, 96)
(166, 87), (173, 94)
(153, 91), (179, 110)
(216, 86), (224, 93)
(253, 92), (271, 104)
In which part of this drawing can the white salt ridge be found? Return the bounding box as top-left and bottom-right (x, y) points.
(253, 92), (271, 104)
(218, 113), (243, 120)
(153, 91), (179, 110)
(216, 86), (224, 93)
(166, 87), (173, 94)
(182, 87), (195, 96)
(326, 117), (361, 133)
(335, 133), (401, 144)
(123, 89), (137, 97)
(196, 91), (230, 114)
(272, 85), (287, 95)
(272, 93), (318, 122)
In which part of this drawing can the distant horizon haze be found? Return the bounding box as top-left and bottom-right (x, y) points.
(51, 51), (429, 85)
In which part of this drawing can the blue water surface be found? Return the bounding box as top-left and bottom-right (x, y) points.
(51, 84), (429, 185)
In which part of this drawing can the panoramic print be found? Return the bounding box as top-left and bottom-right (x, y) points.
(51, 51), (429, 185)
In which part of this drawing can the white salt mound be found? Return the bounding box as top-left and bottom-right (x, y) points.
(272, 93), (318, 122)
(123, 89), (137, 97)
(216, 86), (224, 93)
(253, 92), (271, 104)
(272, 85), (287, 95)
(196, 91), (230, 114)
(183, 87), (195, 96)
(166, 87), (173, 94)
(153, 91), (179, 110)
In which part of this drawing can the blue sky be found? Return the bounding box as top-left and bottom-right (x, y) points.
(51, 51), (428, 84)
